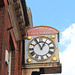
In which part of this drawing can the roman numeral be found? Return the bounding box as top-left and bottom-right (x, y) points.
(46, 55), (49, 58)
(35, 55), (39, 59)
(39, 38), (43, 42)
(31, 43), (35, 46)
(29, 48), (34, 51)
(41, 56), (44, 59)
(48, 51), (53, 54)
(34, 39), (38, 44)
(50, 47), (54, 49)
(31, 52), (35, 56)
(48, 42), (53, 45)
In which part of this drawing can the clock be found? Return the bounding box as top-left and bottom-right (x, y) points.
(27, 36), (55, 62)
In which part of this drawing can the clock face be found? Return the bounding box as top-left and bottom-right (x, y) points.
(27, 36), (55, 61)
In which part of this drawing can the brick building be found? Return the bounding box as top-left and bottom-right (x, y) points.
(0, 0), (33, 75)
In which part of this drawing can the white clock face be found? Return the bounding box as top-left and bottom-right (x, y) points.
(27, 36), (55, 61)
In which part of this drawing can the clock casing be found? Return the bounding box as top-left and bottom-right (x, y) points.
(25, 26), (60, 64)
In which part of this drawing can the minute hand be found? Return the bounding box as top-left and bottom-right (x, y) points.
(41, 40), (47, 49)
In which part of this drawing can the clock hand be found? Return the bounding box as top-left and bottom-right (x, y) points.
(41, 39), (47, 50)
(34, 39), (42, 50)
(38, 44), (42, 50)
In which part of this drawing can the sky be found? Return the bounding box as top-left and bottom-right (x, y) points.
(26, 0), (75, 75)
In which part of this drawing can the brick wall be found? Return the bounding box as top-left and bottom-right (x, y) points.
(0, 5), (10, 75)
(11, 50), (15, 75)
(11, 41), (23, 75)
(0, 1), (23, 75)
(0, 6), (5, 75)
(18, 41), (23, 75)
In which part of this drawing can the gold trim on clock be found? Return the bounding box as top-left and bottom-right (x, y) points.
(27, 36), (56, 62)
(51, 35), (56, 39)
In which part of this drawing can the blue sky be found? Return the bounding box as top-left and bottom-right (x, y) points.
(26, 0), (75, 31)
(26, 0), (75, 75)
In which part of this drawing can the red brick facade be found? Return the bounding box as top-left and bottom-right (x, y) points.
(0, 0), (23, 75)
(0, 6), (5, 75)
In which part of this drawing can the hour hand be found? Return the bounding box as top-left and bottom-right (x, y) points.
(38, 44), (42, 50)
(41, 42), (45, 50)
(34, 39), (42, 50)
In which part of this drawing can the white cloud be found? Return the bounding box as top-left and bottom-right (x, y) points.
(60, 24), (75, 45)
(59, 23), (75, 75)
